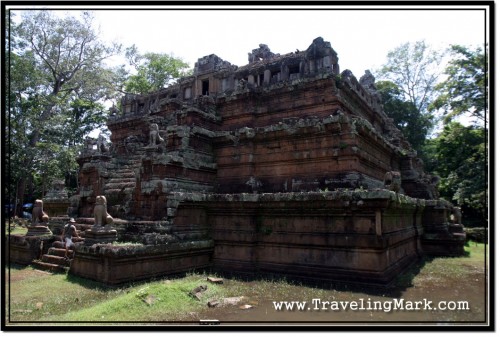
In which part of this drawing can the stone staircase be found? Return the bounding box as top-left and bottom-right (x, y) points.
(106, 155), (142, 189)
(104, 167), (137, 195)
(31, 222), (90, 273)
(103, 156), (142, 216)
(448, 222), (467, 240)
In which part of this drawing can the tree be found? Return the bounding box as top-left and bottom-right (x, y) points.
(430, 45), (487, 125)
(123, 44), (191, 95)
(376, 80), (433, 153)
(6, 10), (120, 215)
(376, 40), (444, 114)
(424, 122), (487, 227)
(425, 44), (488, 227)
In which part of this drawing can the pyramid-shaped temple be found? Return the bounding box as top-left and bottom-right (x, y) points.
(49, 37), (464, 285)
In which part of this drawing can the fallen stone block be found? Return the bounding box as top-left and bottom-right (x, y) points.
(189, 284), (208, 301)
(207, 277), (224, 284)
(222, 296), (243, 306)
(207, 300), (220, 308)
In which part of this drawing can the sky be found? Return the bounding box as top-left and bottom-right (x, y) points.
(85, 6), (487, 79)
(7, 4), (487, 80)
(7, 4), (488, 130)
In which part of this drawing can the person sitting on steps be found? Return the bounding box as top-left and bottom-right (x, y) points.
(61, 218), (80, 260)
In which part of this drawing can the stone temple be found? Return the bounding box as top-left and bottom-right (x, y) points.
(11, 37), (465, 286)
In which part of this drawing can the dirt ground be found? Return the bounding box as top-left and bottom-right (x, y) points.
(194, 255), (488, 325)
(4, 244), (489, 328)
(195, 279), (486, 324)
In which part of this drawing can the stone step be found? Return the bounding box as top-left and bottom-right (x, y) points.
(110, 168), (136, 173)
(109, 168), (137, 173)
(52, 239), (84, 249)
(104, 188), (124, 195)
(52, 241), (67, 249)
(104, 181), (136, 190)
(74, 218), (95, 225)
(42, 254), (69, 265)
(453, 232), (466, 239)
(448, 224), (464, 234)
(123, 187), (136, 194)
(77, 224), (94, 231)
(48, 247), (73, 257)
(32, 260), (68, 273)
(108, 166), (139, 172)
(55, 232), (86, 240)
(107, 178), (136, 184)
(108, 169), (136, 174)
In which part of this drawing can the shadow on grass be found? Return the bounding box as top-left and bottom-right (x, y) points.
(64, 269), (192, 291)
(60, 258), (441, 298)
(6, 263), (29, 271)
(202, 250), (470, 299)
(61, 243), (474, 297)
(65, 273), (114, 291)
(387, 247), (471, 297)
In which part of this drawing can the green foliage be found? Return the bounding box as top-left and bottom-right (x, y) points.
(424, 123), (487, 227)
(6, 10), (120, 210)
(430, 44), (487, 125)
(376, 80), (434, 153)
(124, 44), (191, 95)
(376, 40), (444, 114)
(375, 41), (445, 155)
(6, 223), (28, 235)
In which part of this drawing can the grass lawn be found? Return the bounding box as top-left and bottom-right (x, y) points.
(6, 225), (28, 236)
(4, 241), (489, 327)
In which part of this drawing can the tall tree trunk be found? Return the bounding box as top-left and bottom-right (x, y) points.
(14, 100), (56, 217)
(15, 180), (25, 217)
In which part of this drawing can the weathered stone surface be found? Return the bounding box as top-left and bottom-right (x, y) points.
(207, 277), (224, 284)
(189, 285), (207, 301)
(32, 199), (49, 226)
(207, 300), (220, 308)
(26, 225), (53, 237)
(83, 227), (118, 245)
(70, 240), (214, 284)
(8, 235), (54, 265)
(67, 37), (465, 286)
(222, 297), (244, 306)
(44, 180), (70, 217)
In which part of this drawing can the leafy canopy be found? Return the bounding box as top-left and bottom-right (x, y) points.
(6, 10), (120, 205)
(376, 80), (433, 154)
(424, 122), (487, 226)
(430, 45), (487, 125)
(124, 45), (191, 95)
(376, 40), (444, 114)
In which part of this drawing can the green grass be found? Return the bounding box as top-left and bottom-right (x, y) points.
(5, 266), (334, 324)
(54, 274), (226, 321)
(6, 266), (119, 322)
(396, 241), (487, 288)
(5, 241), (488, 325)
(6, 225), (28, 236)
(6, 268), (230, 323)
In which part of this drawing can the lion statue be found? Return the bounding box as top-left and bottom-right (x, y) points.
(384, 171), (402, 194)
(32, 199), (49, 225)
(93, 195), (113, 226)
(148, 123), (164, 146)
(451, 207), (462, 225)
(97, 134), (109, 153)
